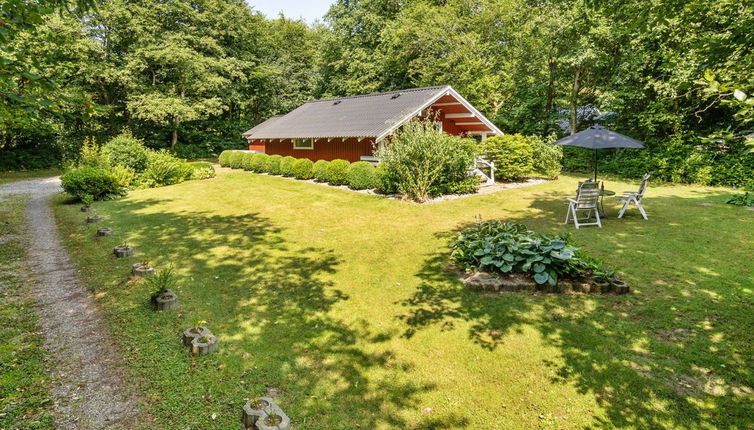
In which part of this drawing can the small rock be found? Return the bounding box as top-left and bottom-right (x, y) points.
(421, 407), (433, 415)
(462, 271), (505, 291)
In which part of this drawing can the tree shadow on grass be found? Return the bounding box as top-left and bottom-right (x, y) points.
(96, 197), (468, 429)
(399, 191), (754, 428)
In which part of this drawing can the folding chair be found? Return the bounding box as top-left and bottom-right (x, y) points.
(565, 181), (602, 228)
(616, 174), (650, 219)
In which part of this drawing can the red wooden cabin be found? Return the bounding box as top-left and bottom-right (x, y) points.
(242, 86), (502, 162)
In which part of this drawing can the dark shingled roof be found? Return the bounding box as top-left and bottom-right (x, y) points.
(242, 85), (500, 141)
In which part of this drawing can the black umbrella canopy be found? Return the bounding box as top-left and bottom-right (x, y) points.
(553, 125), (645, 180)
(553, 125), (645, 149)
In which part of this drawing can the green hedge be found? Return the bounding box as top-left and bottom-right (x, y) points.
(218, 150), (233, 167)
(479, 134), (534, 182)
(228, 151), (245, 169)
(564, 137), (754, 189)
(312, 160), (330, 182)
(60, 167), (126, 200)
(325, 159), (350, 185)
(346, 161), (376, 189)
(374, 164), (397, 194)
(292, 158), (314, 179)
(241, 152), (256, 171)
(250, 153), (269, 172)
(266, 155), (283, 174)
(279, 156), (296, 177)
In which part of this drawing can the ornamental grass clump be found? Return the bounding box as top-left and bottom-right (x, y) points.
(450, 221), (607, 286)
(312, 160), (330, 182)
(141, 150), (193, 186)
(346, 161), (376, 189)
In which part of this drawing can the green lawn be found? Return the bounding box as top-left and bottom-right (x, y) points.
(0, 196), (54, 429)
(53, 169), (753, 429)
(0, 168), (61, 185)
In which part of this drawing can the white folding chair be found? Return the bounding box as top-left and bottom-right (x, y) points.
(616, 174), (650, 219)
(565, 182), (602, 228)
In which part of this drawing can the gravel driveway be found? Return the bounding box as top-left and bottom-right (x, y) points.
(0, 177), (142, 429)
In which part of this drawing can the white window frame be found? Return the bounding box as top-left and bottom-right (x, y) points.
(293, 138), (314, 150)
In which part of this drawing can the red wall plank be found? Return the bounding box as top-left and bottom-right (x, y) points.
(252, 138), (377, 162)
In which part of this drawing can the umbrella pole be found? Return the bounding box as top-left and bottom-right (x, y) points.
(593, 150), (598, 182)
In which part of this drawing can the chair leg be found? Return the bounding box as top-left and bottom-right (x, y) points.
(571, 205), (579, 228)
(595, 208), (602, 227)
(618, 199), (630, 218)
(636, 200), (648, 220)
(565, 204), (571, 224)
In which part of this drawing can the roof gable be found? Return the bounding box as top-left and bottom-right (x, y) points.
(242, 85), (501, 140)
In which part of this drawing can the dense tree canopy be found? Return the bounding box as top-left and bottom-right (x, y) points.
(1, 0), (752, 186)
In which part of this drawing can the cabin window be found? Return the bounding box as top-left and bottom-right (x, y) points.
(293, 138), (314, 149)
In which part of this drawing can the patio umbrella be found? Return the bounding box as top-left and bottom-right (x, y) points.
(553, 125), (644, 181)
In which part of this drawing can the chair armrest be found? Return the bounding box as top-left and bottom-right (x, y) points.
(567, 198), (578, 204)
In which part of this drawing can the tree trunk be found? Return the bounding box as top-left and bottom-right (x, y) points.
(171, 123), (178, 148)
(545, 59), (556, 113)
(569, 66), (581, 135)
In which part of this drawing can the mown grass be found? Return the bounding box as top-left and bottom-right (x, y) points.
(0, 195), (54, 429)
(53, 169), (754, 429)
(0, 169), (61, 185)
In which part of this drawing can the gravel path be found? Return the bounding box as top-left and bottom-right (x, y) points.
(0, 177), (142, 429)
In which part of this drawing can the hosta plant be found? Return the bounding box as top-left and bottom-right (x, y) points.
(450, 221), (601, 286)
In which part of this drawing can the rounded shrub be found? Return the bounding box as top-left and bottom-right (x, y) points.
(312, 160), (330, 182)
(374, 163), (398, 194)
(61, 166), (126, 200)
(218, 150), (233, 167)
(266, 155), (283, 174)
(292, 158), (314, 179)
(279, 156), (296, 176)
(479, 134), (535, 182)
(376, 120), (477, 201)
(250, 153), (270, 172)
(102, 132), (150, 172)
(228, 151), (245, 169)
(241, 152), (256, 171)
(531, 135), (563, 179)
(346, 161), (376, 190)
(325, 159), (350, 185)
